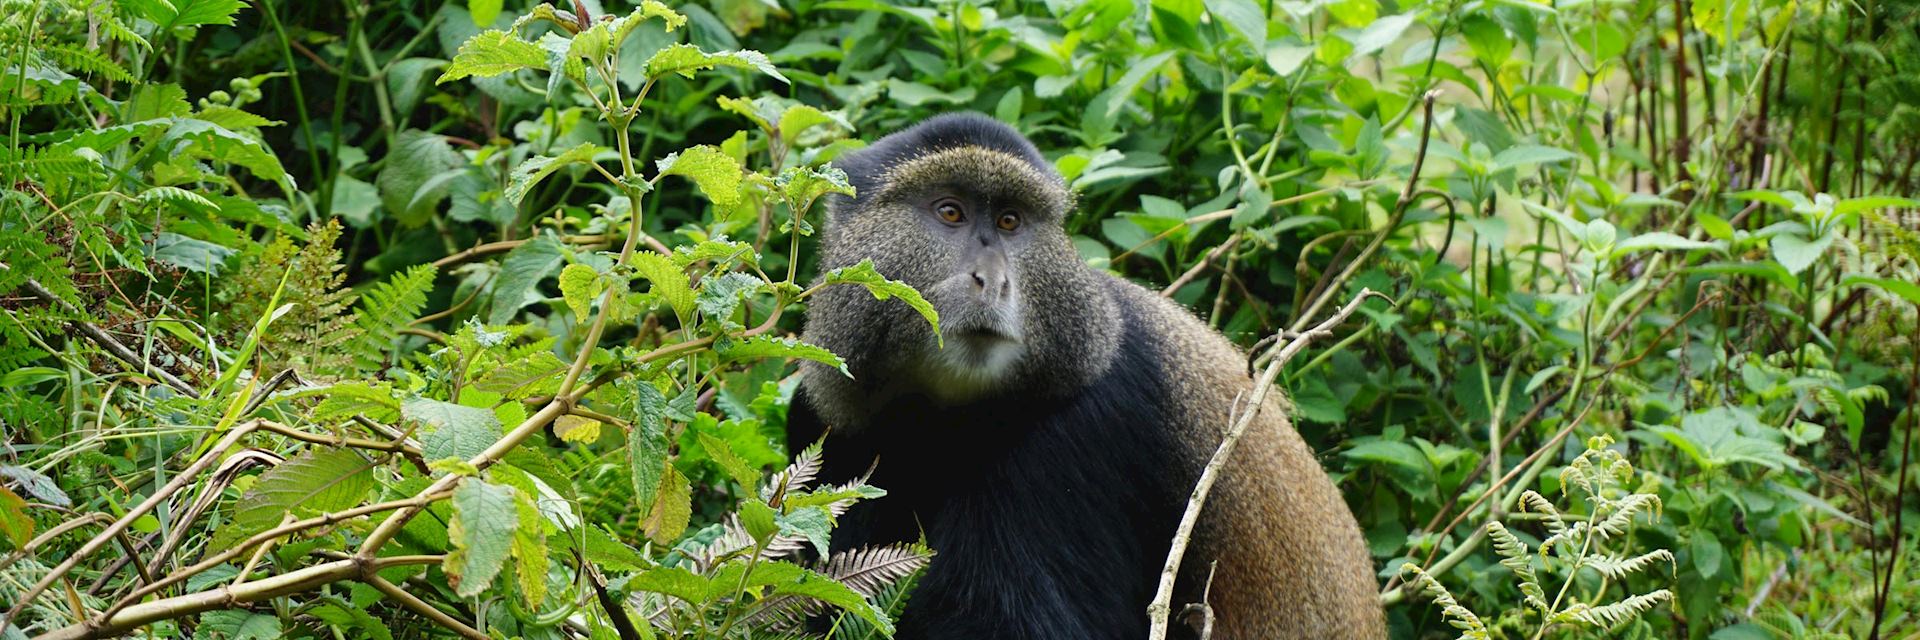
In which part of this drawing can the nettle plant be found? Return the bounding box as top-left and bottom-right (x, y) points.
(4, 3), (937, 639)
(1404, 436), (1675, 639)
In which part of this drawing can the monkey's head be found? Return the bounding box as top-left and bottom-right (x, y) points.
(801, 113), (1120, 428)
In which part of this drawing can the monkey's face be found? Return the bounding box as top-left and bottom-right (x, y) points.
(815, 146), (1075, 402)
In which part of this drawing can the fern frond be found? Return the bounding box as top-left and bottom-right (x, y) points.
(818, 543), (932, 597)
(349, 263), (436, 371)
(1485, 522), (1546, 611)
(1584, 549), (1674, 580)
(137, 186), (217, 213)
(40, 43), (132, 82)
(1551, 589), (1673, 628)
(1517, 490), (1566, 536)
(1593, 493), (1661, 540)
(1401, 565), (1490, 640)
(764, 440), (824, 502)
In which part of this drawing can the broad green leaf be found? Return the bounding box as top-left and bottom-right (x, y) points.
(1609, 232), (1724, 257)
(405, 398), (505, 464)
(1490, 145), (1577, 171)
(630, 381), (670, 516)
(1693, 211), (1735, 240)
(1342, 440), (1432, 477)
(196, 610), (281, 640)
(718, 336), (848, 376)
(1202, 0), (1266, 46)
(378, 129), (463, 226)
(162, 118), (286, 184)
(1769, 230), (1832, 276)
(644, 44), (787, 83)
(1841, 274), (1920, 306)
(823, 260), (941, 344)
(506, 142), (604, 206)
(209, 448), (377, 549)
(559, 263), (606, 320)
(778, 165), (855, 211)
(1726, 189), (1795, 209)
(446, 479), (518, 597)
(1348, 13), (1416, 61)
(468, 0), (503, 26)
(629, 566), (712, 604)
(128, 0), (245, 31)
(657, 145), (744, 208)
(696, 431), (760, 490)
(563, 524), (649, 572)
(489, 234), (567, 324)
(472, 351), (567, 399)
(740, 500), (778, 545)
(672, 239), (760, 270)
(0, 465), (69, 507)
(628, 251), (695, 319)
(304, 602), (393, 640)
(1648, 407), (1804, 472)
(1265, 43), (1315, 76)
(439, 30), (547, 83)
(1690, 530), (1724, 578)
(1833, 195), (1920, 214)
(695, 272), (762, 323)
(149, 232), (235, 274)
(777, 105), (840, 143)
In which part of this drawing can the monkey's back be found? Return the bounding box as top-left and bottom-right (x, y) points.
(1111, 279), (1386, 638)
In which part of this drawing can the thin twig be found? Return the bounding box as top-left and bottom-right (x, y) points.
(365, 574), (486, 640)
(1161, 235), (1242, 297)
(1147, 289), (1390, 640)
(2, 268), (200, 398)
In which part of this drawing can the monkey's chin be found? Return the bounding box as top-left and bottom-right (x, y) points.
(917, 331), (1024, 403)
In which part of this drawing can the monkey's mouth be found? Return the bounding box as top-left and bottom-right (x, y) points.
(946, 324), (1020, 345)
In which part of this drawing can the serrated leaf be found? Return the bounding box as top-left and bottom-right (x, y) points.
(1769, 230), (1832, 276)
(657, 145), (744, 208)
(777, 165), (855, 212)
(0, 465), (69, 507)
(1842, 274), (1920, 305)
(697, 431), (760, 490)
(630, 381), (670, 516)
(489, 234), (568, 324)
(823, 260), (940, 344)
(209, 448), (377, 549)
(628, 251), (694, 319)
(506, 142), (603, 206)
(1490, 145), (1577, 171)
(672, 239), (759, 270)
(740, 500), (778, 546)
(162, 118), (287, 184)
(130, 0), (245, 31)
(0, 486), (31, 550)
(696, 272), (762, 323)
(559, 263), (606, 320)
(642, 466), (692, 545)
(439, 30), (547, 83)
(446, 479), (518, 597)
(511, 485), (549, 608)
(194, 610), (280, 640)
(630, 565), (712, 604)
(644, 44), (787, 83)
(304, 601), (393, 640)
(472, 351), (568, 399)
(718, 336), (848, 377)
(405, 398), (505, 464)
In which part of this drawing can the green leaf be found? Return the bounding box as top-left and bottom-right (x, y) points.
(629, 566), (712, 605)
(128, 0), (245, 31)
(1769, 230), (1832, 276)
(1833, 195), (1920, 214)
(304, 602), (393, 640)
(695, 272), (762, 323)
(209, 448), (377, 550)
(1608, 232), (1724, 257)
(644, 44), (787, 83)
(468, 0), (502, 26)
(823, 260), (940, 344)
(149, 232), (235, 274)
(628, 251), (695, 319)
(405, 398), (505, 464)
(777, 165), (856, 212)
(1348, 13), (1416, 61)
(1841, 274), (1920, 306)
(378, 129), (463, 226)
(1265, 43), (1315, 76)
(473, 351), (569, 399)
(657, 145), (744, 208)
(559, 263), (606, 320)
(446, 479), (519, 597)
(0, 465), (69, 507)
(1490, 145), (1577, 171)
(194, 610), (281, 640)
(740, 500), (778, 545)
(506, 142), (604, 207)
(439, 30), (547, 83)
(1342, 440), (1432, 477)
(1202, 0), (1266, 46)
(162, 118), (287, 184)
(1648, 407), (1804, 472)
(642, 466), (692, 544)
(719, 336), (848, 377)
(489, 234), (567, 324)
(1689, 530), (1724, 578)
(630, 381), (670, 517)
(696, 431), (761, 490)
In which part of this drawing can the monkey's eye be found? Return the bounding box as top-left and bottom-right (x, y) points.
(934, 199), (965, 224)
(996, 211), (1021, 231)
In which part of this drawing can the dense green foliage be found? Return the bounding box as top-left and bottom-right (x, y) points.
(2, 0), (1918, 638)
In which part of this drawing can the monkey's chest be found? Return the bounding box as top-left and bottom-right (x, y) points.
(826, 398), (1193, 639)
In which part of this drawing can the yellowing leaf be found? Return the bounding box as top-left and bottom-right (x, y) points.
(628, 251), (694, 319)
(558, 263), (605, 321)
(554, 414), (603, 443)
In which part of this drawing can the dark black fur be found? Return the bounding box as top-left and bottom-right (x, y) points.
(832, 112), (1058, 209)
(787, 278), (1199, 640)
